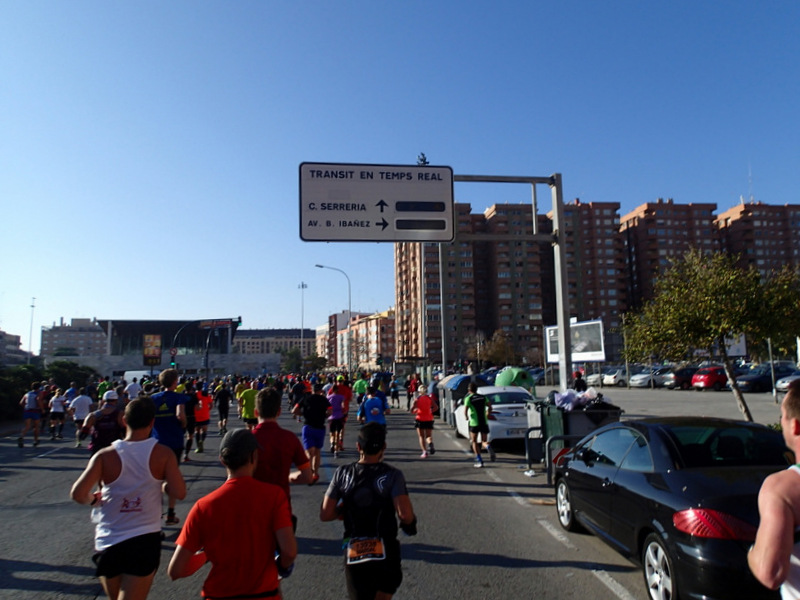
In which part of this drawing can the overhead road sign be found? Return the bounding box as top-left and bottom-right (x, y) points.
(299, 162), (454, 242)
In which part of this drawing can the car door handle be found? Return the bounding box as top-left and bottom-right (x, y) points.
(601, 478), (613, 488)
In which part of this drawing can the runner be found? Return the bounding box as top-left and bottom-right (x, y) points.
(168, 429), (297, 599)
(327, 383), (347, 458)
(463, 382), (495, 468)
(150, 368), (187, 525)
(320, 422), (417, 600)
(357, 386), (390, 429)
(352, 373), (368, 407)
(411, 389), (439, 458)
(193, 383), (211, 453)
(48, 388), (68, 440)
(182, 381), (198, 461)
(238, 382), (258, 431)
(293, 383), (331, 483)
(69, 387), (94, 448)
(213, 381), (232, 435)
(18, 382), (45, 448)
(70, 397), (186, 600)
(83, 391), (125, 456)
(252, 388), (312, 528)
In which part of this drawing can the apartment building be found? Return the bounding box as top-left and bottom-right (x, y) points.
(40, 318), (108, 357)
(0, 330), (29, 366)
(232, 328), (316, 357)
(620, 198), (718, 308)
(716, 201), (800, 276)
(350, 309), (396, 370)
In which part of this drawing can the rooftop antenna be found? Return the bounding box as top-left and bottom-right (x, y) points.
(748, 162), (754, 203)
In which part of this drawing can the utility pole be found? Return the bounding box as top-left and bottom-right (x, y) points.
(27, 297), (36, 364)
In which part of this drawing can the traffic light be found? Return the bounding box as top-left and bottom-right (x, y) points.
(170, 359), (176, 368)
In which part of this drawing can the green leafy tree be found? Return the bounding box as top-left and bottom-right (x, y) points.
(624, 249), (800, 421)
(46, 360), (99, 390)
(283, 348), (303, 373)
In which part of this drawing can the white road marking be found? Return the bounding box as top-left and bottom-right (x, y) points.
(36, 447), (61, 458)
(591, 569), (639, 600)
(537, 518), (576, 550)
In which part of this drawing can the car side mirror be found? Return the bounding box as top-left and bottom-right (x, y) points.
(575, 448), (593, 463)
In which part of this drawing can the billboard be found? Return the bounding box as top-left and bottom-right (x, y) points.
(143, 334), (162, 367)
(546, 320), (605, 363)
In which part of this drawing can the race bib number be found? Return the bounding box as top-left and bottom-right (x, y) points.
(346, 537), (386, 564)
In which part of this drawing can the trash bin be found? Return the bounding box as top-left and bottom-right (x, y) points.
(540, 399), (622, 452)
(437, 374), (487, 428)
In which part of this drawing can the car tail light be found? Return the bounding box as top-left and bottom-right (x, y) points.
(673, 508), (757, 541)
(487, 413), (497, 421)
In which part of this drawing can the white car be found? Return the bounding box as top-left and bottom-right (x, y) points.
(629, 367), (673, 388)
(776, 370), (800, 393)
(454, 385), (531, 441)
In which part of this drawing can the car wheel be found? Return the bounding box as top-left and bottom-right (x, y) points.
(680, 381), (690, 390)
(555, 479), (582, 532)
(642, 532), (678, 600)
(712, 382), (722, 391)
(617, 380), (626, 387)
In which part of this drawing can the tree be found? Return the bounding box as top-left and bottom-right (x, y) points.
(282, 348), (303, 373)
(624, 249), (800, 421)
(482, 331), (518, 367)
(417, 153), (429, 166)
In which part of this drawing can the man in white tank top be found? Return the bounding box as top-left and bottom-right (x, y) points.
(750, 379), (800, 599)
(70, 397), (186, 600)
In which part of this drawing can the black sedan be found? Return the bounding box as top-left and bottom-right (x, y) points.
(732, 364), (798, 393)
(553, 417), (791, 600)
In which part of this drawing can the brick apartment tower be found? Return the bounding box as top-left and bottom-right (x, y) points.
(716, 201), (800, 276)
(620, 198), (718, 308)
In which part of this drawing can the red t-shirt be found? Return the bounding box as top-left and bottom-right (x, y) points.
(194, 391), (212, 422)
(252, 421), (310, 510)
(176, 476), (292, 598)
(414, 394), (436, 421)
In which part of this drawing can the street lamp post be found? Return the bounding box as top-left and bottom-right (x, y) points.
(27, 297), (36, 364)
(298, 282), (308, 367)
(315, 264), (352, 375)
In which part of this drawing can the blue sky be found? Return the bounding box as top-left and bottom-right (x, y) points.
(2, 1), (798, 354)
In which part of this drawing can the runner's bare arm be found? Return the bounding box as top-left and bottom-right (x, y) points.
(70, 453), (103, 505)
(168, 545), (207, 580)
(320, 494), (340, 522)
(160, 446), (187, 500)
(275, 525), (297, 569)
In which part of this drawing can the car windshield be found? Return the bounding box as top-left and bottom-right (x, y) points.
(663, 423), (790, 468)
(483, 391), (531, 405)
(746, 365), (771, 376)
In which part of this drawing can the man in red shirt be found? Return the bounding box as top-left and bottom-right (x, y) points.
(252, 387), (312, 528)
(168, 428), (296, 598)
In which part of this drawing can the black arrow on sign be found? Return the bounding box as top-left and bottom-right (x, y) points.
(377, 218), (388, 231)
(376, 200), (388, 213)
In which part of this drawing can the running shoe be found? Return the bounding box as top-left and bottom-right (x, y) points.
(487, 446), (496, 462)
(420, 451), (428, 458)
(309, 474), (320, 486)
(428, 442), (436, 455)
(33, 440), (39, 447)
(17, 438), (23, 448)
(473, 459), (484, 468)
(165, 514), (180, 525)
(183, 455), (191, 462)
(334, 451), (339, 458)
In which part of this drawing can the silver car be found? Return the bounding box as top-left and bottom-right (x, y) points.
(776, 370), (800, 393)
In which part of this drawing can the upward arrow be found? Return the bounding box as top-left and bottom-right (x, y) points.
(376, 200), (388, 213)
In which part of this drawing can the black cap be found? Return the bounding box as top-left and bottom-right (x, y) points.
(358, 422), (386, 455)
(219, 429), (259, 467)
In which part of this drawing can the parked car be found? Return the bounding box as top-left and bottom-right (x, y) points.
(692, 366), (728, 391)
(602, 365), (645, 387)
(554, 417), (789, 600)
(776, 370), (800, 393)
(585, 366), (617, 387)
(454, 385), (531, 441)
(732, 363), (799, 393)
(629, 366), (673, 388)
(662, 366), (700, 390)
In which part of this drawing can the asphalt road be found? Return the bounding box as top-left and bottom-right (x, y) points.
(0, 387), (784, 600)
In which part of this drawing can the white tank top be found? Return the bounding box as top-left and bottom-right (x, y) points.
(93, 437), (163, 551)
(782, 466), (800, 600)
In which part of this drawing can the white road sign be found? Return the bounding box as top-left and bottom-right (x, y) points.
(299, 162), (454, 242)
